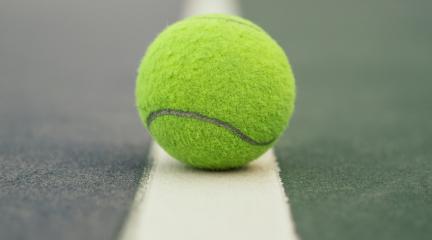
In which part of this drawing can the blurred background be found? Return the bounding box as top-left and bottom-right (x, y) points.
(1, 0), (431, 240)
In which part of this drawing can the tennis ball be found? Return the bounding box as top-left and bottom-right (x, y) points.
(136, 14), (296, 170)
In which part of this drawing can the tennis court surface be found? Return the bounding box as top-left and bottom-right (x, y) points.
(1, 0), (431, 240)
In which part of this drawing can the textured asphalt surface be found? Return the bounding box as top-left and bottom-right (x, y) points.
(245, 0), (432, 239)
(0, 1), (180, 239)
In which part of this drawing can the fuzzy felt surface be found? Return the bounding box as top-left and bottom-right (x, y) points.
(136, 14), (296, 169)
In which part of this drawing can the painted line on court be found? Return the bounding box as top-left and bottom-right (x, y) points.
(119, 0), (299, 239)
(120, 143), (298, 240)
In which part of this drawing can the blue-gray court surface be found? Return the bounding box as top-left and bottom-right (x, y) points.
(1, 0), (431, 240)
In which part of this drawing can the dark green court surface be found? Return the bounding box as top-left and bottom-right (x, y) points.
(244, 0), (432, 239)
(0, 1), (180, 239)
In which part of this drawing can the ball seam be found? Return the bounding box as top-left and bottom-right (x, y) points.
(144, 108), (275, 146)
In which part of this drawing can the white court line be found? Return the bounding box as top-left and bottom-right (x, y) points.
(119, 0), (299, 239)
(182, 0), (241, 16)
(120, 144), (299, 240)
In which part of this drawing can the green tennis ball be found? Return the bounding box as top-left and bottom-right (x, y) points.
(136, 14), (296, 170)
